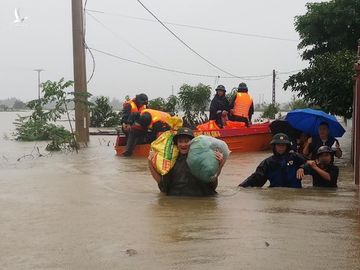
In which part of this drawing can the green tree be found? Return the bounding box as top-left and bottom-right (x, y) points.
(288, 95), (309, 110)
(261, 103), (280, 119)
(12, 99), (27, 110)
(148, 97), (166, 111)
(284, 0), (359, 118)
(178, 83), (211, 127)
(164, 95), (178, 115)
(90, 96), (121, 127)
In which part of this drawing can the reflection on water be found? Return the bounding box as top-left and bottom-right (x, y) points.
(0, 112), (359, 270)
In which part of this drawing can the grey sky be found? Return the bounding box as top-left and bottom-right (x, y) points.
(0, 0), (325, 103)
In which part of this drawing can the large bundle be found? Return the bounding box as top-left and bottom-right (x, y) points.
(186, 135), (230, 183)
(150, 116), (183, 175)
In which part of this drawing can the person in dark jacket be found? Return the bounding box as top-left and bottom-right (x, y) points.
(303, 122), (342, 159)
(297, 146), (339, 188)
(239, 133), (305, 188)
(148, 128), (225, 196)
(209, 85), (230, 128)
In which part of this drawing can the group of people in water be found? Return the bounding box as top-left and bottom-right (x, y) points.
(120, 84), (342, 196)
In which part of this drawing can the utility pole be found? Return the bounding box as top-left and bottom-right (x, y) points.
(272, 69), (276, 105)
(353, 39), (360, 185)
(33, 69), (44, 100)
(72, 0), (89, 144)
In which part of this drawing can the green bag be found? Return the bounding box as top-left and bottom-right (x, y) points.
(186, 135), (230, 183)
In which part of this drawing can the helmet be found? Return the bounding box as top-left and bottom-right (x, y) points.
(215, 85), (226, 92)
(270, 133), (291, 145)
(173, 127), (194, 143)
(135, 93), (148, 105)
(237, 82), (248, 92)
(316, 146), (333, 157)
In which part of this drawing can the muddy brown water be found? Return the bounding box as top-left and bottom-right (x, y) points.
(1, 112), (359, 270)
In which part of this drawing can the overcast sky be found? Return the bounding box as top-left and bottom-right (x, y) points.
(0, 0), (325, 103)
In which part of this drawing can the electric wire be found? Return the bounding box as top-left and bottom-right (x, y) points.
(136, 0), (240, 78)
(86, 8), (298, 42)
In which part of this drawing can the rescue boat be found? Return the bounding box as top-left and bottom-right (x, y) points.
(115, 121), (272, 156)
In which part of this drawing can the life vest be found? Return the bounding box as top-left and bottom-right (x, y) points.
(141, 109), (171, 128)
(233, 93), (253, 118)
(125, 99), (146, 113)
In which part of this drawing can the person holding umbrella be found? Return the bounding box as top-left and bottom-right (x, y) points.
(303, 122), (342, 159)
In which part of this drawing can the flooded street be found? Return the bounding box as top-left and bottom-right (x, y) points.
(1, 112), (359, 270)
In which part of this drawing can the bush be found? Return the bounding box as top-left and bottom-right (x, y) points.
(90, 96), (121, 127)
(261, 103), (280, 119)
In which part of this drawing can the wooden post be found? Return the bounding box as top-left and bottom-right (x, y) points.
(272, 69), (276, 105)
(354, 39), (360, 185)
(72, 0), (89, 144)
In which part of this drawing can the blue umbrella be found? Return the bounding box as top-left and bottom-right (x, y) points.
(285, 109), (345, 137)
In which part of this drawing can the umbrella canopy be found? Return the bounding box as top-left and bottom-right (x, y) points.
(269, 119), (301, 139)
(285, 109), (345, 137)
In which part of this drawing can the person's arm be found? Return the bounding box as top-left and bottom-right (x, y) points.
(307, 160), (331, 181)
(209, 99), (219, 120)
(303, 137), (312, 157)
(239, 159), (269, 187)
(296, 163), (312, 179)
(121, 103), (132, 124)
(209, 150), (225, 189)
(148, 151), (161, 184)
(248, 102), (254, 121)
(334, 139), (342, 158)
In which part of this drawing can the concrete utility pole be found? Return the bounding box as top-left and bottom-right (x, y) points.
(272, 69), (276, 105)
(33, 69), (44, 100)
(72, 0), (89, 144)
(354, 39), (360, 185)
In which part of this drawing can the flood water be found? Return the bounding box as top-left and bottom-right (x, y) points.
(1, 112), (359, 270)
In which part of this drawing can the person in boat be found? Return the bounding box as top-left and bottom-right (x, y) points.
(239, 133), (305, 188)
(148, 127), (225, 196)
(122, 109), (170, 157)
(209, 85), (230, 128)
(121, 93), (148, 134)
(229, 82), (254, 127)
(297, 146), (339, 188)
(302, 122), (342, 160)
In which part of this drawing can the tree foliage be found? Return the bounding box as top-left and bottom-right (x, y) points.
(148, 95), (178, 115)
(261, 103), (280, 119)
(178, 83), (211, 128)
(90, 96), (121, 127)
(288, 96), (310, 111)
(14, 78), (84, 151)
(284, 0), (359, 118)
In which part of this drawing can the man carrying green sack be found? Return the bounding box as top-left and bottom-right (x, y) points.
(148, 128), (225, 196)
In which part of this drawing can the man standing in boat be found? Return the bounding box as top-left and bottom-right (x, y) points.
(121, 93), (148, 134)
(229, 83), (254, 127)
(209, 85), (230, 128)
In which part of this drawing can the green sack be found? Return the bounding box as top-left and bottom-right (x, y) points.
(186, 135), (230, 183)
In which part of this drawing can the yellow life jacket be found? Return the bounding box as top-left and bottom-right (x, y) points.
(126, 99), (146, 113)
(141, 109), (171, 128)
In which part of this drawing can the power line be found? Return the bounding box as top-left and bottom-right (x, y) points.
(89, 46), (276, 80)
(86, 9), (298, 42)
(86, 11), (162, 66)
(136, 0), (240, 78)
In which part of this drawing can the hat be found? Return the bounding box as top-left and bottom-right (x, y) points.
(215, 85), (226, 92)
(237, 82), (248, 92)
(270, 133), (291, 145)
(173, 127), (194, 143)
(135, 93), (148, 104)
(316, 146), (333, 157)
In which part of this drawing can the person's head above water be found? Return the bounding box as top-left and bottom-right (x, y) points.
(316, 145), (333, 165)
(173, 128), (194, 155)
(270, 133), (291, 155)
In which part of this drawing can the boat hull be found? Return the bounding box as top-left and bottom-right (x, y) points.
(115, 123), (271, 156)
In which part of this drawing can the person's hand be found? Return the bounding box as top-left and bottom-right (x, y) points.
(307, 137), (312, 144)
(307, 160), (317, 168)
(336, 140), (340, 150)
(222, 110), (228, 116)
(214, 150), (225, 167)
(230, 109), (234, 115)
(216, 110), (222, 115)
(123, 123), (131, 133)
(296, 168), (304, 180)
(148, 150), (156, 162)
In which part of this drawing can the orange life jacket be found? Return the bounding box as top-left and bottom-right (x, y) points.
(233, 92), (253, 118)
(141, 109), (171, 128)
(126, 99), (146, 113)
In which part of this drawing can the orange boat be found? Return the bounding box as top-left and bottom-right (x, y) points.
(115, 122), (272, 156)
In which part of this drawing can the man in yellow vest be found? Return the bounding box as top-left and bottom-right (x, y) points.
(230, 82), (254, 127)
(121, 93), (148, 134)
(122, 109), (170, 157)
